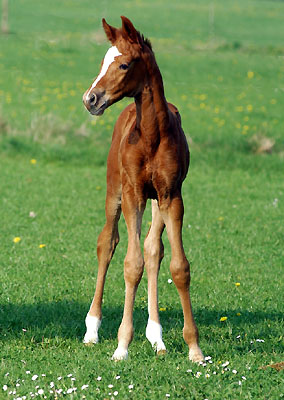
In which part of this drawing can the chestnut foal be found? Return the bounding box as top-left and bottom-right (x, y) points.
(82, 16), (203, 362)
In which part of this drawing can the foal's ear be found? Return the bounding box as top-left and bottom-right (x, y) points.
(102, 18), (117, 44)
(121, 16), (140, 45)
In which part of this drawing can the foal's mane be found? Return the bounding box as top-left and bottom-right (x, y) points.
(141, 34), (153, 51)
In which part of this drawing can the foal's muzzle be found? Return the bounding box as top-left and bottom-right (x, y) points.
(82, 90), (108, 116)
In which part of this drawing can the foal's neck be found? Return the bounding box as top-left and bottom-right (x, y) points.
(135, 53), (170, 151)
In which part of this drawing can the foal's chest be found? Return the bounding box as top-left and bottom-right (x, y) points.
(121, 144), (176, 201)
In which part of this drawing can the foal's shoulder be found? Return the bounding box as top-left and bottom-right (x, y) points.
(117, 102), (136, 122)
(110, 102), (137, 147)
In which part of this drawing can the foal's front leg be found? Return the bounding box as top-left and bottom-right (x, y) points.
(84, 189), (121, 345)
(112, 192), (145, 360)
(144, 200), (166, 354)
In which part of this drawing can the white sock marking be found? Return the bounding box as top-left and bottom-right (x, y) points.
(83, 314), (101, 344)
(86, 46), (122, 100)
(112, 344), (128, 361)
(146, 319), (166, 353)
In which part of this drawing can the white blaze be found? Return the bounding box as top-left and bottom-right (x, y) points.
(86, 46), (122, 100)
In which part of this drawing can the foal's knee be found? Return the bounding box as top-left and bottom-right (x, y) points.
(170, 257), (190, 290)
(144, 237), (164, 266)
(124, 255), (144, 286)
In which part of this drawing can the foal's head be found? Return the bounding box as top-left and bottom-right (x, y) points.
(83, 16), (152, 116)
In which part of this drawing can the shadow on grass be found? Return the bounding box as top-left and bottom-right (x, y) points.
(0, 300), (282, 344)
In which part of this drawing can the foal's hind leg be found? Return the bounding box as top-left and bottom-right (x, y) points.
(144, 200), (166, 354)
(84, 188), (121, 344)
(160, 194), (204, 362)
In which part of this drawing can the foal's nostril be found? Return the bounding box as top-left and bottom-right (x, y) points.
(89, 94), (96, 105)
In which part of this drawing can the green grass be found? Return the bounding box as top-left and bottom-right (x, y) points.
(0, 0), (284, 399)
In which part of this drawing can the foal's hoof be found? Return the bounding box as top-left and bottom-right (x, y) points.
(83, 332), (99, 345)
(112, 347), (128, 361)
(155, 341), (167, 356)
(189, 346), (204, 363)
(146, 320), (166, 356)
(83, 314), (101, 345)
(157, 348), (167, 356)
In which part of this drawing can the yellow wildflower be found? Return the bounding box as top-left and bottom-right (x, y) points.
(247, 71), (254, 79)
(13, 237), (21, 243)
(235, 282), (241, 287)
(220, 316), (227, 322)
(30, 159), (37, 165)
(159, 307), (166, 312)
(235, 106), (244, 112)
(39, 244), (46, 248)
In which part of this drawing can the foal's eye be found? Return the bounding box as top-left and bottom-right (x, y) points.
(119, 64), (129, 70)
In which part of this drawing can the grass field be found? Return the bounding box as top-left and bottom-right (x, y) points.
(0, 0), (284, 399)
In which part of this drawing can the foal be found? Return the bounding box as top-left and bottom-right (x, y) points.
(82, 16), (203, 362)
